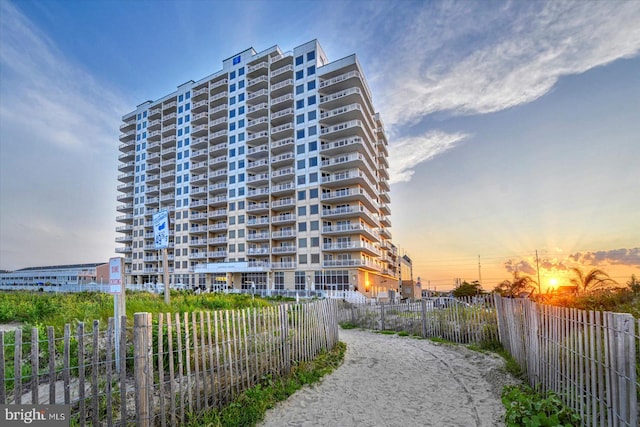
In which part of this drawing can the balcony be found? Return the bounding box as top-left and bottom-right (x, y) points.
(270, 181), (295, 195)
(271, 197), (295, 211)
(270, 262), (296, 270)
(247, 130), (268, 143)
(210, 78), (228, 92)
(322, 223), (379, 241)
(319, 70), (372, 104)
(322, 258), (379, 270)
(210, 129), (227, 142)
(209, 250), (227, 258)
(247, 173), (269, 185)
(247, 61), (268, 76)
(247, 89), (268, 103)
(247, 247), (270, 256)
(247, 102), (268, 117)
(271, 229), (296, 239)
(247, 143), (269, 159)
(117, 172), (134, 183)
(118, 161), (135, 173)
(247, 75), (268, 89)
(270, 166), (294, 181)
(247, 232), (270, 242)
(270, 93), (294, 109)
(119, 129), (135, 142)
(270, 78), (294, 97)
(272, 213), (296, 224)
(319, 103), (366, 125)
(209, 116), (228, 130)
(247, 159), (269, 172)
(117, 192), (134, 202)
(247, 187), (270, 199)
(209, 103), (228, 118)
(270, 137), (294, 154)
(319, 87), (367, 110)
(272, 245), (296, 254)
(247, 217), (270, 226)
(192, 99), (208, 113)
(321, 187), (377, 211)
(192, 86), (208, 100)
(210, 142), (227, 155)
(270, 64), (293, 81)
(322, 241), (380, 257)
(247, 116), (269, 131)
(209, 91), (228, 106)
(270, 123), (294, 139)
(208, 209), (227, 219)
(208, 182), (227, 194)
(320, 120), (371, 141)
(247, 202), (269, 213)
(270, 107), (294, 125)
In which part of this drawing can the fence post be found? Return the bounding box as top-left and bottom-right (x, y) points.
(134, 312), (152, 427)
(380, 303), (385, 331)
(421, 299), (428, 338)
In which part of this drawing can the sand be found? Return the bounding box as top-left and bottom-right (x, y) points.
(259, 328), (520, 427)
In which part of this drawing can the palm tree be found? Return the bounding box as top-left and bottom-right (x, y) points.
(494, 272), (538, 297)
(569, 267), (617, 294)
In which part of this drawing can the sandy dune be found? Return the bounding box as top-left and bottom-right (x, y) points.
(259, 328), (519, 427)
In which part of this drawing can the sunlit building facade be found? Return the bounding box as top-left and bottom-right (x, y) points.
(116, 40), (398, 294)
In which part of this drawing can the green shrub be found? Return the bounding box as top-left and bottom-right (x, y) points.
(502, 385), (581, 427)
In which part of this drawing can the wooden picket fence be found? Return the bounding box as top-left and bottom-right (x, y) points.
(494, 295), (638, 427)
(336, 295), (499, 345)
(0, 299), (339, 426)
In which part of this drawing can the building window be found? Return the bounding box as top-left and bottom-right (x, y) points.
(297, 159), (305, 169)
(298, 190), (306, 200)
(309, 188), (318, 198)
(296, 85), (304, 95)
(296, 70), (304, 80)
(296, 129), (305, 140)
(296, 114), (304, 124)
(298, 206), (306, 216)
(298, 254), (307, 265)
(309, 157), (318, 167)
(296, 99), (304, 109)
(307, 51), (315, 61)
(295, 55), (304, 66)
(308, 125), (317, 136)
(298, 222), (307, 232)
(310, 204), (319, 214)
(308, 95), (316, 105)
(308, 140), (317, 151)
(307, 80), (316, 91)
(307, 65), (315, 75)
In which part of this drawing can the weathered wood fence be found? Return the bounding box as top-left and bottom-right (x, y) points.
(336, 295), (500, 345)
(494, 295), (638, 427)
(0, 299), (339, 426)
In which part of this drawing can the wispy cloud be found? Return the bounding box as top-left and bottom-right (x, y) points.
(570, 248), (640, 268)
(375, 1), (640, 125)
(388, 131), (469, 184)
(0, 1), (128, 269)
(329, 1), (640, 183)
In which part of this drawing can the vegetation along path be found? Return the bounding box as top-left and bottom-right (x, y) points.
(260, 328), (520, 427)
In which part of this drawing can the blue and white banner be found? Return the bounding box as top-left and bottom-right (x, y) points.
(153, 210), (169, 249)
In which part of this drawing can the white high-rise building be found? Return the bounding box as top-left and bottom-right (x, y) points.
(116, 40), (399, 295)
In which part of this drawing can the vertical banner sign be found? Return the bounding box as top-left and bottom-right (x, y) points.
(109, 257), (123, 294)
(153, 209), (169, 249)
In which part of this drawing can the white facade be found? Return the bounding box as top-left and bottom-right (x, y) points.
(116, 40), (399, 295)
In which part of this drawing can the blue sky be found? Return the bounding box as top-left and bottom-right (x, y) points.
(1, 0), (639, 290)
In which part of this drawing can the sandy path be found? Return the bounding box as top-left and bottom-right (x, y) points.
(259, 328), (519, 427)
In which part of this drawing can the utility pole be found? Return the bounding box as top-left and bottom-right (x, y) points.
(535, 250), (542, 295)
(478, 255), (482, 287)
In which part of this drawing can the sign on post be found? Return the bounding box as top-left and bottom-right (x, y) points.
(109, 257), (123, 294)
(153, 210), (169, 249)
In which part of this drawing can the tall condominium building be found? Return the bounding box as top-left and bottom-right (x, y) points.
(116, 40), (399, 295)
